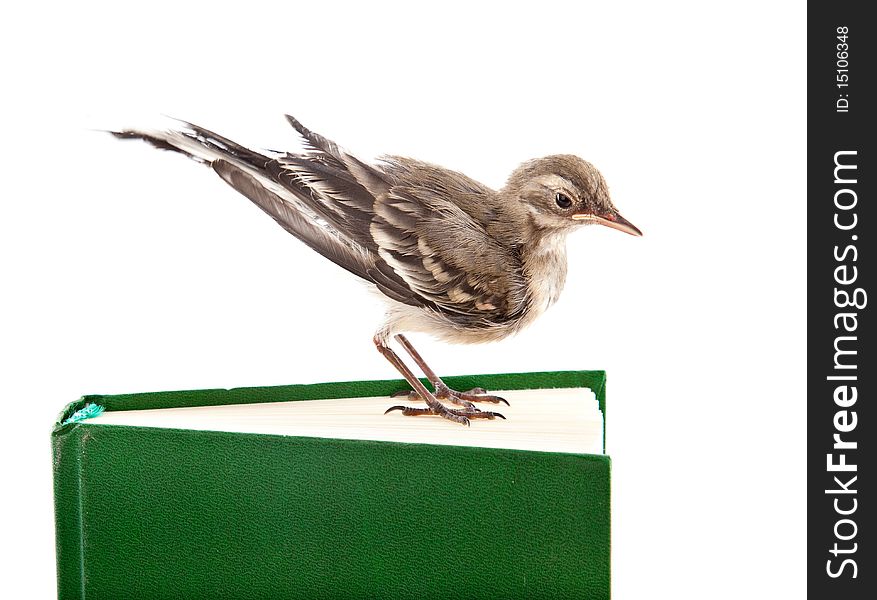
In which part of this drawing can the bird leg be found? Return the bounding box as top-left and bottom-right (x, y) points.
(374, 334), (504, 425)
(390, 334), (509, 409)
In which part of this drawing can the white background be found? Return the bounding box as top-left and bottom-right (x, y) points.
(1, 1), (805, 597)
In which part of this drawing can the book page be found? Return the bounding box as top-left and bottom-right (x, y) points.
(87, 388), (603, 454)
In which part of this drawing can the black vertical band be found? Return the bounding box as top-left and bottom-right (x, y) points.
(808, 3), (873, 596)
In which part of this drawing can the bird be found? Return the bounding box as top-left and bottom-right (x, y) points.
(110, 115), (641, 425)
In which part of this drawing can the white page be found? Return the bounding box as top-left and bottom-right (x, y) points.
(88, 387), (603, 454)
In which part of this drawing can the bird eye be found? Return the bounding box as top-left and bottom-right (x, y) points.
(555, 193), (572, 209)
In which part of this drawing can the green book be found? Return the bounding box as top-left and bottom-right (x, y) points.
(53, 371), (610, 599)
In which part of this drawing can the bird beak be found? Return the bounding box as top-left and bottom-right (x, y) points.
(571, 212), (643, 236)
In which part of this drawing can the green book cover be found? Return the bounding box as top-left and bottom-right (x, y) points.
(52, 371), (610, 599)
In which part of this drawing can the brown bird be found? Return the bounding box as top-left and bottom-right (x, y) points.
(111, 115), (641, 425)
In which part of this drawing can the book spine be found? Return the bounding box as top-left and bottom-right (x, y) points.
(52, 424), (86, 600)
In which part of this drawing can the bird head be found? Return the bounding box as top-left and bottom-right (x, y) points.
(504, 155), (642, 236)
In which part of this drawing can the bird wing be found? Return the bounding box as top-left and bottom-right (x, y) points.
(270, 123), (530, 322)
(269, 116), (428, 304)
(112, 116), (528, 321)
(369, 179), (529, 326)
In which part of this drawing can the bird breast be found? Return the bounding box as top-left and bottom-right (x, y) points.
(522, 231), (569, 322)
(378, 231), (569, 346)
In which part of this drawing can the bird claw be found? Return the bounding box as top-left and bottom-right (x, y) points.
(470, 393), (510, 406)
(387, 378), (510, 422)
(436, 382), (509, 406)
(384, 399), (505, 424)
(457, 409), (505, 420)
(384, 405), (433, 417)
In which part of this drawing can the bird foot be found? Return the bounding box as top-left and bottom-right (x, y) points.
(391, 381), (509, 408)
(387, 381), (508, 425)
(384, 403), (505, 426)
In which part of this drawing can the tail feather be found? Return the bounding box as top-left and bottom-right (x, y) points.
(110, 129), (205, 161)
(110, 121), (258, 167)
(211, 160), (374, 281)
(111, 116), (422, 307)
(110, 121), (375, 282)
(176, 121), (272, 169)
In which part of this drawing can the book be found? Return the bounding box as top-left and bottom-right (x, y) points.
(53, 371), (610, 599)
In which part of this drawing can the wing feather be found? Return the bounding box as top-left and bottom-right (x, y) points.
(370, 186), (528, 324)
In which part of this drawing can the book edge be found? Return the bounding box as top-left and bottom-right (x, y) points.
(52, 424), (85, 600)
(54, 371), (607, 426)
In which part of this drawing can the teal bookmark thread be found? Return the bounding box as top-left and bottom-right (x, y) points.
(63, 403), (105, 425)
